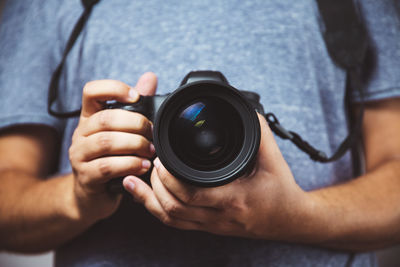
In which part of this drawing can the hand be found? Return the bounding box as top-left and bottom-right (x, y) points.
(124, 113), (312, 240)
(69, 73), (157, 222)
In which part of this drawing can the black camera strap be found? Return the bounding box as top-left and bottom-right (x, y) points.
(47, 0), (99, 118)
(47, 0), (368, 166)
(266, 0), (368, 164)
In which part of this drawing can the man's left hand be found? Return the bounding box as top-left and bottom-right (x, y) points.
(124, 114), (312, 240)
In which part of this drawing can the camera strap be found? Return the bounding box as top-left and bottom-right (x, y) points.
(266, 0), (368, 164)
(47, 0), (100, 118)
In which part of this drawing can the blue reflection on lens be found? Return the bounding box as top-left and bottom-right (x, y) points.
(179, 102), (205, 121)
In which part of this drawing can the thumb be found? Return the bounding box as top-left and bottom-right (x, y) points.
(256, 113), (287, 173)
(135, 72), (158, 96)
(123, 175), (154, 204)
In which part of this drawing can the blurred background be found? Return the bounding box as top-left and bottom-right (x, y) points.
(0, 0), (399, 266)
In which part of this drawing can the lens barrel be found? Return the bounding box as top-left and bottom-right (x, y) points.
(153, 80), (260, 187)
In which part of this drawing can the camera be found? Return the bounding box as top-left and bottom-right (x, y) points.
(107, 71), (265, 192)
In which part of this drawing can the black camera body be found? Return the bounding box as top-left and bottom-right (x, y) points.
(107, 71), (265, 191)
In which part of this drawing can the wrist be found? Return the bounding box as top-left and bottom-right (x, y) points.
(252, 182), (318, 242)
(261, 184), (325, 244)
(59, 174), (94, 225)
(57, 173), (100, 227)
(279, 187), (321, 242)
(287, 189), (334, 244)
(71, 174), (122, 223)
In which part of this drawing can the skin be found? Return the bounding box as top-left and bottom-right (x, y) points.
(0, 72), (399, 253)
(124, 76), (400, 252)
(0, 73), (157, 252)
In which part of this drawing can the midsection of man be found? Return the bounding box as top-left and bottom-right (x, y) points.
(0, 0), (399, 266)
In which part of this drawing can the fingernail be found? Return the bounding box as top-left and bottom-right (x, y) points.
(150, 124), (154, 136)
(129, 88), (139, 101)
(126, 181), (135, 192)
(142, 159), (151, 169)
(149, 143), (156, 154)
(153, 157), (161, 169)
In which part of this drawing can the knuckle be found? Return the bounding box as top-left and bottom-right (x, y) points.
(134, 158), (146, 172)
(182, 191), (199, 204)
(108, 80), (127, 96)
(135, 192), (145, 203)
(97, 133), (112, 153)
(138, 192), (149, 204)
(98, 110), (112, 129)
(164, 201), (181, 216)
(98, 159), (112, 177)
(161, 214), (173, 226)
(223, 197), (247, 215)
(82, 81), (95, 97)
(156, 166), (167, 180)
(128, 158), (140, 171)
(68, 145), (75, 158)
(136, 115), (148, 131)
(72, 131), (79, 143)
(141, 135), (150, 146)
(78, 170), (89, 185)
(231, 199), (245, 212)
(109, 79), (124, 88)
(69, 145), (79, 163)
(73, 164), (90, 186)
(136, 136), (149, 151)
(77, 167), (87, 180)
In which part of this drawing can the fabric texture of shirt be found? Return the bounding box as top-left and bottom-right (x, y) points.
(0, 0), (400, 266)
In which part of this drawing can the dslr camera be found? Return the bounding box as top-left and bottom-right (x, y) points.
(107, 71), (265, 191)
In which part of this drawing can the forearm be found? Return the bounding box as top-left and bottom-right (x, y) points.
(0, 78), (153, 253)
(0, 170), (94, 253)
(300, 159), (400, 251)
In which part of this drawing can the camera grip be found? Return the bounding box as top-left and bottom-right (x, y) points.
(105, 96), (155, 194)
(105, 95), (153, 120)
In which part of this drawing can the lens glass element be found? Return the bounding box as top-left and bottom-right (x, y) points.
(169, 97), (244, 171)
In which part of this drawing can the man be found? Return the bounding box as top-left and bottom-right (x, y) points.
(0, 0), (399, 266)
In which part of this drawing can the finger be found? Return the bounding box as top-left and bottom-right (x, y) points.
(81, 80), (139, 117)
(79, 156), (151, 185)
(79, 109), (152, 139)
(77, 131), (155, 161)
(256, 113), (287, 172)
(151, 168), (219, 222)
(153, 158), (229, 209)
(123, 175), (201, 230)
(135, 72), (157, 96)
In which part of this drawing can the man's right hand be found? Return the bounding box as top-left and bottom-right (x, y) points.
(0, 72), (158, 252)
(69, 72), (157, 222)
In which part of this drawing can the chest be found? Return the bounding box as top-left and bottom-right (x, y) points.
(58, 0), (352, 190)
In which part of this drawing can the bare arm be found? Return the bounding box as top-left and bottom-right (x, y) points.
(306, 97), (400, 251)
(0, 73), (157, 253)
(0, 126), (86, 253)
(127, 97), (400, 252)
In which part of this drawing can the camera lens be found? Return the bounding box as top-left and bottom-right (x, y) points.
(169, 98), (244, 171)
(153, 81), (260, 187)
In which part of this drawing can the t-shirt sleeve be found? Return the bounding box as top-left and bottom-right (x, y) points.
(352, 0), (400, 102)
(0, 1), (66, 133)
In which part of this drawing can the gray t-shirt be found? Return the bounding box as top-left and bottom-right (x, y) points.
(1, 0), (399, 266)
